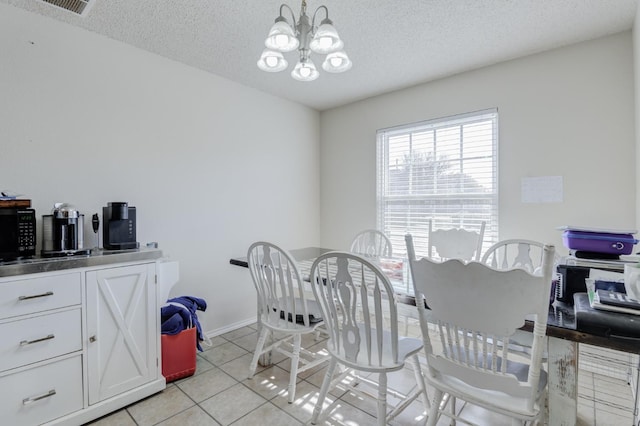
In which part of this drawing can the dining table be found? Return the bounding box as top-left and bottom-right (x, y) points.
(230, 247), (640, 426)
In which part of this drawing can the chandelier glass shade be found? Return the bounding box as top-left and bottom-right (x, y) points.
(257, 0), (351, 81)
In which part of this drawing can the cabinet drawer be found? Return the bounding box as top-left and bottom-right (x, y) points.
(0, 308), (82, 372)
(0, 273), (81, 320)
(0, 354), (83, 426)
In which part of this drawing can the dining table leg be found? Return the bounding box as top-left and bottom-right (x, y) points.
(547, 336), (578, 426)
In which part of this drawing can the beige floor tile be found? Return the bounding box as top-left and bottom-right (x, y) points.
(194, 353), (217, 375)
(85, 408), (136, 426)
(312, 397), (377, 425)
(275, 341), (331, 379)
(219, 352), (262, 381)
(221, 325), (258, 341)
(305, 366), (362, 398)
(170, 355), (215, 386)
(201, 336), (230, 351)
(230, 331), (260, 352)
(199, 383), (267, 425)
(126, 385), (195, 426)
(335, 373), (426, 421)
(242, 364), (300, 400)
(304, 366), (352, 400)
(228, 402), (302, 426)
(271, 379), (323, 423)
(200, 341), (249, 366)
(388, 398), (429, 426)
(176, 367), (237, 402)
(156, 406), (221, 426)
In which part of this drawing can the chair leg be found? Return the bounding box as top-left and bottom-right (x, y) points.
(249, 327), (269, 378)
(410, 354), (430, 412)
(287, 334), (302, 404)
(427, 390), (444, 426)
(311, 357), (338, 425)
(450, 395), (456, 426)
(377, 371), (388, 426)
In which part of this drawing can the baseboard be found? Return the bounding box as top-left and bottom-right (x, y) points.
(203, 316), (257, 339)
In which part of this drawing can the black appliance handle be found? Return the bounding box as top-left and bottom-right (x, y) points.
(92, 213), (99, 233)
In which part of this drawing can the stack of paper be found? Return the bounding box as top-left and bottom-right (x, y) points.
(590, 289), (640, 316)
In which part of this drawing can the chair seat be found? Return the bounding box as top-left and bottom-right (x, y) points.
(430, 360), (547, 418)
(329, 324), (424, 371)
(263, 298), (324, 333)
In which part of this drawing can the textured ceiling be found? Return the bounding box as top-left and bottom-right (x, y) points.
(3, 0), (638, 110)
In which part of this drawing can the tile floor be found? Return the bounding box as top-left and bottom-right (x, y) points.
(87, 323), (638, 426)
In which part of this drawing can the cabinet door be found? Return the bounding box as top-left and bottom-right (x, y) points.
(86, 263), (158, 404)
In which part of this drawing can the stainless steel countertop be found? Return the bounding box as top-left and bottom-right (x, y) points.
(0, 248), (164, 278)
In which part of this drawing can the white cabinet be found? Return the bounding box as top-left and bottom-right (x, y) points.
(0, 253), (176, 426)
(86, 263), (157, 404)
(0, 354), (83, 426)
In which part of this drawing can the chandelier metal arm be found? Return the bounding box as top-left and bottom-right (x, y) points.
(278, 3), (298, 29)
(311, 5), (330, 28)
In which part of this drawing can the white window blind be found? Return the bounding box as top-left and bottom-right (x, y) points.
(377, 109), (498, 259)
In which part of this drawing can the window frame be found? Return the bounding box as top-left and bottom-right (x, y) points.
(376, 108), (499, 266)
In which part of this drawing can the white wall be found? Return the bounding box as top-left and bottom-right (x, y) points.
(320, 32), (635, 256)
(635, 6), (640, 229)
(0, 4), (321, 334)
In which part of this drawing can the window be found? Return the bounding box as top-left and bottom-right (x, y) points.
(376, 109), (498, 260)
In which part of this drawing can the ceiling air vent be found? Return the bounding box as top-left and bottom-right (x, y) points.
(40, 0), (91, 15)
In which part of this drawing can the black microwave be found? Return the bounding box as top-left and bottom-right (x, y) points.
(0, 208), (36, 261)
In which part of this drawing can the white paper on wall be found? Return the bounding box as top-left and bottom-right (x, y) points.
(521, 176), (563, 203)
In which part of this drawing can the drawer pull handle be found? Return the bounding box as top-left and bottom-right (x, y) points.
(23, 389), (56, 405)
(18, 291), (54, 301)
(20, 334), (55, 346)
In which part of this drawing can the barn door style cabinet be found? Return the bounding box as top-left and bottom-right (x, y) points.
(0, 250), (179, 425)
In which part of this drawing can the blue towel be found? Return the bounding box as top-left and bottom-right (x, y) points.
(161, 296), (207, 351)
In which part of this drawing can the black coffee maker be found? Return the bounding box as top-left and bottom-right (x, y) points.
(102, 202), (138, 250)
(42, 203), (90, 257)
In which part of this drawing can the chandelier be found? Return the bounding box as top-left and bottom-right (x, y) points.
(257, 0), (352, 82)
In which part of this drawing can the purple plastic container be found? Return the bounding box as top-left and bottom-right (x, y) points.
(562, 230), (638, 255)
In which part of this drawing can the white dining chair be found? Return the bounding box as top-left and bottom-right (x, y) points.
(426, 219), (487, 418)
(482, 239), (549, 273)
(406, 234), (555, 425)
(309, 251), (430, 426)
(428, 220), (486, 261)
(246, 241), (329, 404)
(350, 229), (393, 258)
